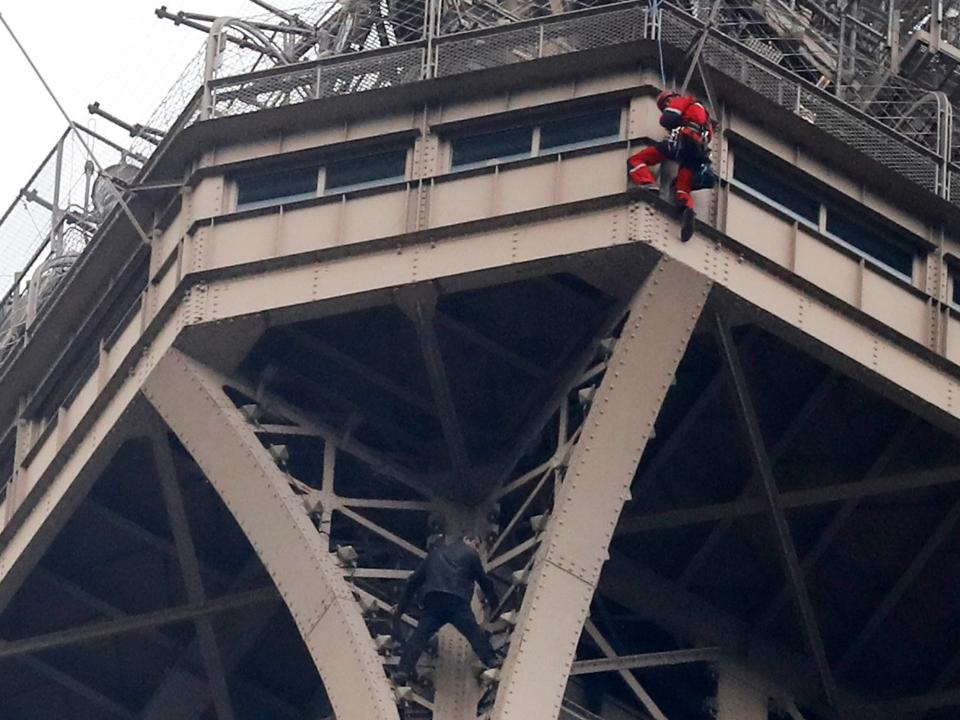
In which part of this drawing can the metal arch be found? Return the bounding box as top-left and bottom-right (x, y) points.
(490, 257), (712, 720)
(142, 348), (400, 720)
(892, 89), (954, 198)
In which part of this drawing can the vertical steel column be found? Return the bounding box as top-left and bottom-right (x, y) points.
(432, 507), (485, 720)
(491, 257), (712, 720)
(142, 348), (400, 720)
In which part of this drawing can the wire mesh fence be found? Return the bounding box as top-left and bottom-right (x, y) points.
(435, 4), (646, 75)
(5, 0), (960, 375)
(0, 127), (125, 362)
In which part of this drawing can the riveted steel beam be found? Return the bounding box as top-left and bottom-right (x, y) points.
(583, 619), (668, 720)
(836, 496), (960, 675)
(597, 551), (875, 717)
(397, 285), (471, 485)
(151, 417), (237, 720)
(142, 348), (400, 720)
(617, 462), (960, 534)
(676, 369), (838, 589)
(490, 257), (712, 720)
(569, 646), (721, 675)
(757, 417), (917, 631)
(0, 588), (276, 658)
(715, 314), (838, 711)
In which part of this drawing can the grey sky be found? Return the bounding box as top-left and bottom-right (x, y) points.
(0, 0), (290, 213)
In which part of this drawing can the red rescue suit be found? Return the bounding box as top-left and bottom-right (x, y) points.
(628, 93), (712, 209)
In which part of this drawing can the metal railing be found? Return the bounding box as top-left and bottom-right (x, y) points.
(2, 0), (960, 374)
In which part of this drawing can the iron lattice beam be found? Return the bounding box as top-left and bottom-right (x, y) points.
(142, 349), (401, 720)
(714, 313), (839, 711)
(491, 257), (712, 720)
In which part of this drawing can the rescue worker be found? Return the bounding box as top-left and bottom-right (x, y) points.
(627, 89), (713, 242)
(392, 534), (501, 683)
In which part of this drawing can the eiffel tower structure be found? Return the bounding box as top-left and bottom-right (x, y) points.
(2, 2), (960, 719)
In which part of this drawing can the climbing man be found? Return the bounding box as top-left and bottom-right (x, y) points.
(627, 89), (715, 243)
(392, 534), (501, 684)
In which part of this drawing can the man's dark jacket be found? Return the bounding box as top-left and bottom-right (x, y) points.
(398, 541), (498, 610)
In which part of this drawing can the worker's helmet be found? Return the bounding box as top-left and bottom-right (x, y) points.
(656, 90), (678, 110)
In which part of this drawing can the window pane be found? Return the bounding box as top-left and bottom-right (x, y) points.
(733, 155), (820, 223)
(325, 149), (407, 192)
(540, 108), (621, 151)
(826, 209), (914, 278)
(451, 127), (533, 169)
(237, 166), (318, 209)
(954, 272), (960, 306)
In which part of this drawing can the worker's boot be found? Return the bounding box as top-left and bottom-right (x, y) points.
(676, 192), (696, 243)
(627, 161), (656, 187)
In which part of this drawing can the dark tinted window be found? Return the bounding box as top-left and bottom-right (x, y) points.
(237, 166), (317, 209)
(452, 127), (532, 169)
(540, 108), (621, 151)
(826, 209), (914, 277)
(954, 271), (960, 306)
(325, 149), (407, 192)
(733, 155), (820, 223)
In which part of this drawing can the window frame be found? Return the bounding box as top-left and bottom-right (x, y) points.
(446, 103), (626, 173)
(232, 145), (411, 212)
(234, 164), (321, 212)
(729, 147), (920, 284)
(321, 147), (410, 196)
(949, 265), (960, 309)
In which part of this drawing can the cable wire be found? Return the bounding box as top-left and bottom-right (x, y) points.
(0, 11), (151, 246)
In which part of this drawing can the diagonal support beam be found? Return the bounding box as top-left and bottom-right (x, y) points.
(398, 286), (470, 482)
(243, 383), (433, 500)
(284, 329), (437, 416)
(677, 370), (837, 588)
(33, 566), (298, 719)
(615, 463), (960, 534)
(0, 588), (276, 658)
(583, 619), (669, 720)
(598, 551), (878, 718)
(757, 418), (917, 631)
(569, 646), (721, 675)
(142, 349), (400, 720)
(138, 559), (296, 720)
(20, 655), (136, 720)
(151, 417), (237, 720)
(715, 314), (839, 713)
(835, 496), (960, 675)
(436, 311), (547, 380)
(490, 257), (712, 720)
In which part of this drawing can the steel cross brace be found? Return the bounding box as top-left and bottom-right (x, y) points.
(150, 416), (237, 720)
(490, 257), (712, 720)
(142, 348), (401, 720)
(714, 313), (840, 715)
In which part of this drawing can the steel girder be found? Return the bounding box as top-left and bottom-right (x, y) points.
(490, 257), (713, 720)
(142, 348), (400, 720)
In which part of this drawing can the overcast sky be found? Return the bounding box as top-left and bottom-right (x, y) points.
(0, 0), (294, 213)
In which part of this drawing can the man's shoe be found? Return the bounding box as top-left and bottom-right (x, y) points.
(680, 207), (696, 243)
